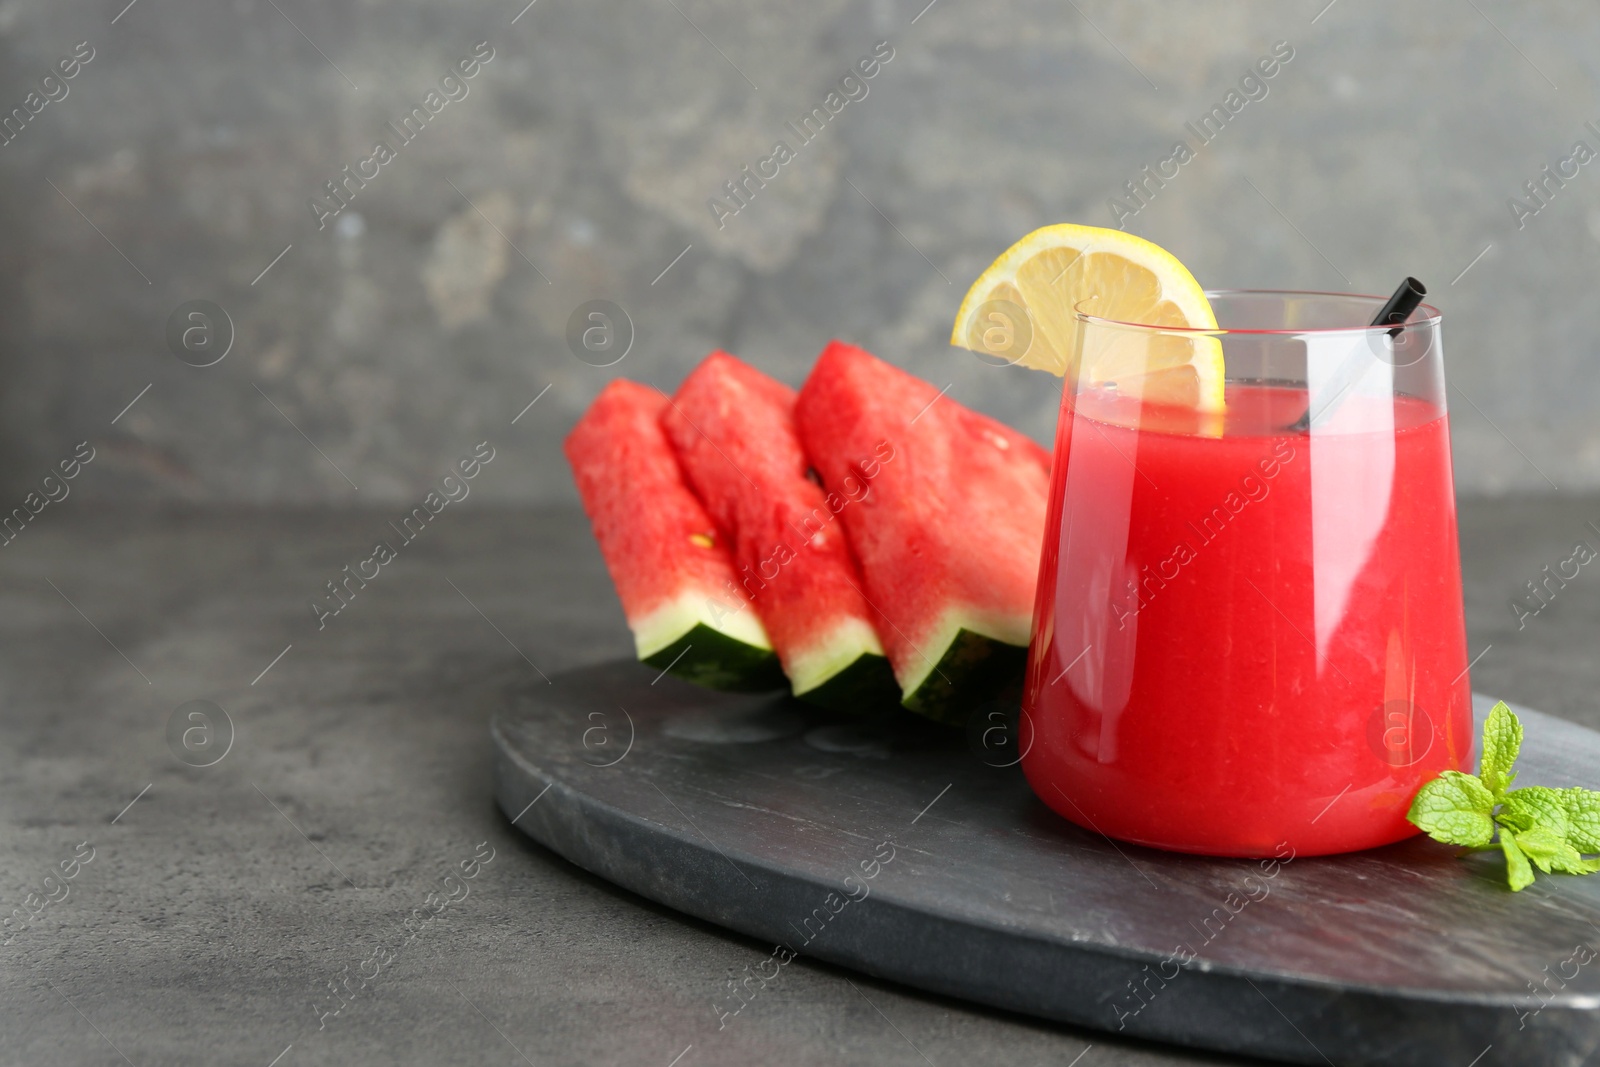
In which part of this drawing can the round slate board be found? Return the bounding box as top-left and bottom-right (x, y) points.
(491, 660), (1600, 1066)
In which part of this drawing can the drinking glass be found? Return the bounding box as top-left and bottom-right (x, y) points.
(1021, 290), (1470, 857)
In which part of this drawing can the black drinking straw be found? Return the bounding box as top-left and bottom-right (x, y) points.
(1288, 277), (1428, 432)
(1371, 276), (1428, 336)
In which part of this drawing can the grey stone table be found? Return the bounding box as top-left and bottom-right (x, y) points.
(2, 501), (1597, 1067)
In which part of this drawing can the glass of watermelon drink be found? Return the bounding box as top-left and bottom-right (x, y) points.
(1023, 290), (1469, 858)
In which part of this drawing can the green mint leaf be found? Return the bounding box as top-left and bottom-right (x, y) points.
(1544, 848), (1600, 876)
(1479, 702), (1522, 798)
(1500, 786), (1570, 838)
(1562, 788), (1600, 854)
(1409, 704), (1600, 891)
(1407, 770), (1495, 847)
(1500, 832), (1535, 892)
(1514, 826), (1581, 874)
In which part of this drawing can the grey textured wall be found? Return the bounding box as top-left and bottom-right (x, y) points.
(0, 0), (1595, 501)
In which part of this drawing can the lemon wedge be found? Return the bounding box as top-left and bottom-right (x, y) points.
(950, 224), (1225, 412)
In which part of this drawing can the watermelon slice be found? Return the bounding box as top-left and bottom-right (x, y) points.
(564, 379), (783, 690)
(794, 340), (1051, 722)
(660, 352), (899, 710)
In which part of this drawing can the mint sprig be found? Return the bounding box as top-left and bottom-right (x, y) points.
(1407, 702), (1600, 891)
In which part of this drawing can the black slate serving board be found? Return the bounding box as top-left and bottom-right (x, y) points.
(491, 661), (1600, 1066)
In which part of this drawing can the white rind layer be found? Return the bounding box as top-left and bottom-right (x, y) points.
(895, 604), (1031, 697)
(631, 590), (773, 660)
(786, 616), (886, 697)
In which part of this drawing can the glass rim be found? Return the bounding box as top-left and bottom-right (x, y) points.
(1074, 287), (1444, 336)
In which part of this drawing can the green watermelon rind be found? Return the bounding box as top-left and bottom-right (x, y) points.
(794, 650), (901, 711)
(900, 628), (1029, 725)
(633, 592), (785, 691)
(641, 623), (785, 691)
(785, 616), (898, 711)
(891, 605), (1032, 724)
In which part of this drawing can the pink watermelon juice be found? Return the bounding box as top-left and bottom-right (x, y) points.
(1023, 383), (1471, 857)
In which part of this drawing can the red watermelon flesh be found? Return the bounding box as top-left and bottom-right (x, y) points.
(660, 352), (898, 709)
(794, 340), (1051, 721)
(564, 379), (782, 690)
